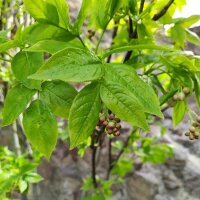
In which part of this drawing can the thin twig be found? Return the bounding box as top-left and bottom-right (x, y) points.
(107, 135), (131, 179)
(123, 17), (136, 62)
(91, 127), (106, 188)
(106, 138), (112, 179)
(91, 142), (98, 188)
(139, 0), (145, 14)
(152, 0), (174, 21)
(124, 0), (145, 62)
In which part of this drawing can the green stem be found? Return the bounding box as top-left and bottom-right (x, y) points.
(95, 29), (106, 54)
(78, 35), (86, 48)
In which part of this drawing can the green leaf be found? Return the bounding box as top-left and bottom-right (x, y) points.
(69, 83), (101, 148)
(170, 24), (186, 48)
(193, 72), (200, 108)
(2, 84), (36, 126)
(41, 80), (77, 118)
(174, 15), (200, 28)
(12, 52), (43, 90)
(18, 180), (28, 193)
(104, 64), (163, 118)
(100, 81), (149, 131)
(102, 44), (176, 58)
(22, 23), (75, 45)
(23, 99), (58, 158)
(185, 29), (200, 45)
(24, 0), (70, 30)
(0, 30), (9, 43)
(29, 47), (104, 82)
(90, 0), (109, 29)
(0, 40), (17, 53)
(73, 0), (90, 34)
(24, 173), (43, 183)
(24, 39), (83, 54)
(172, 101), (186, 127)
(91, 0), (123, 29)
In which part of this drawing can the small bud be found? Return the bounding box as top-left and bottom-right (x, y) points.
(178, 92), (185, 101)
(113, 131), (120, 136)
(196, 116), (200, 123)
(99, 116), (105, 123)
(185, 132), (190, 136)
(95, 126), (101, 131)
(183, 87), (190, 95)
(195, 136), (199, 139)
(114, 118), (121, 123)
(113, 128), (118, 132)
(189, 126), (196, 133)
(103, 121), (108, 126)
(107, 129), (113, 135)
(107, 121), (115, 129)
(116, 123), (121, 129)
(173, 94), (178, 101)
(109, 114), (115, 120)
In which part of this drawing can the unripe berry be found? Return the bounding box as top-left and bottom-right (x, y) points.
(196, 116), (200, 123)
(113, 131), (120, 136)
(185, 132), (190, 136)
(109, 114), (115, 120)
(189, 133), (195, 140)
(173, 94), (178, 101)
(189, 126), (196, 133)
(178, 92), (185, 101)
(194, 132), (199, 137)
(192, 122), (199, 127)
(183, 87), (190, 95)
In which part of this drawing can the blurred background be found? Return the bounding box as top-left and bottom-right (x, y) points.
(1, 0), (200, 200)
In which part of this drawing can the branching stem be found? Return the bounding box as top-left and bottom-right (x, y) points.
(152, 0), (174, 21)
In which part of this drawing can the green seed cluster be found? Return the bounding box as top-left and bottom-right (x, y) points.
(97, 113), (122, 137)
(185, 116), (200, 140)
(173, 87), (190, 101)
